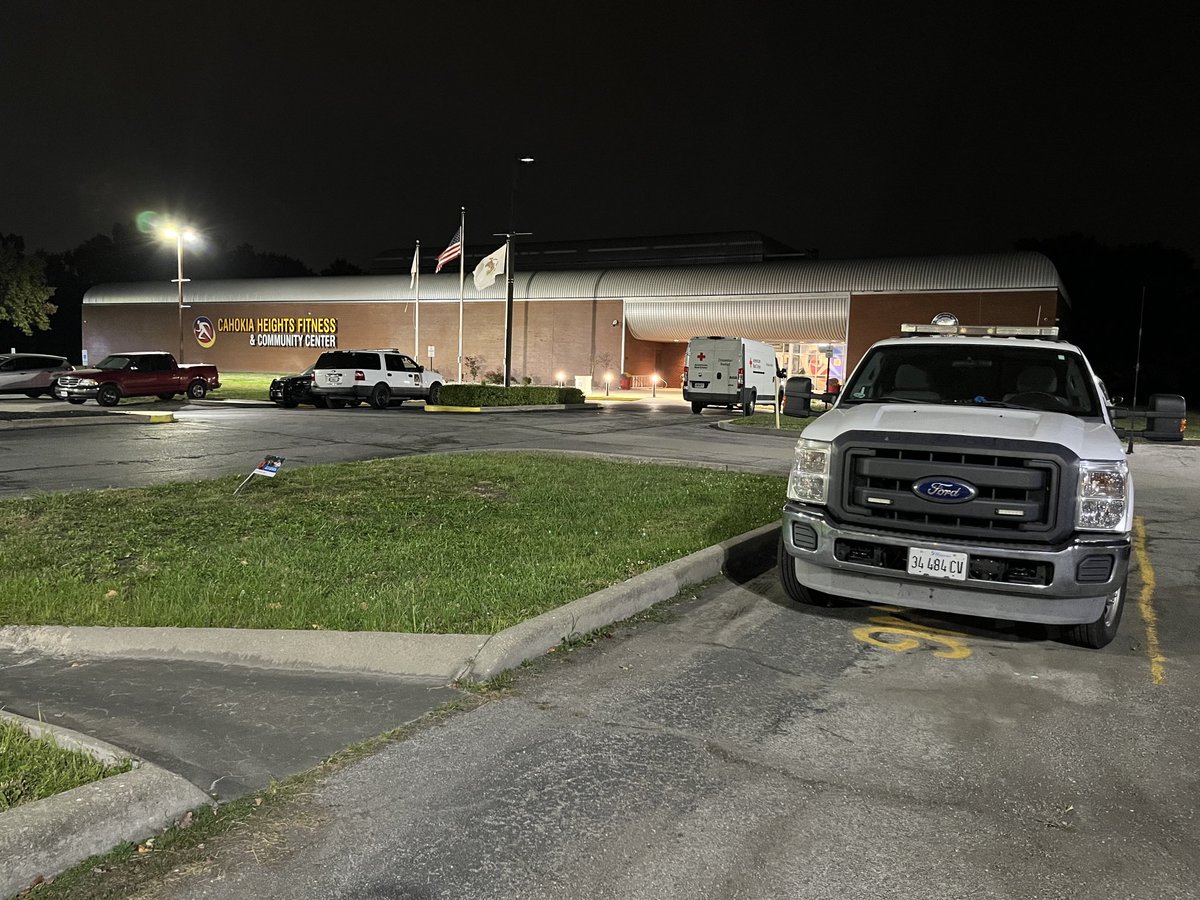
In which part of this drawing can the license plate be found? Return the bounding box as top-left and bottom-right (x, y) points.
(327, 373), (342, 384)
(906, 547), (968, 581)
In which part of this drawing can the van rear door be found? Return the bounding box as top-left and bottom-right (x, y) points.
(687, 338), (737, 398)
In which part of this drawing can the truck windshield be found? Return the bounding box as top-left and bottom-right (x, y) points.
(839, 344), (1103, 417)
(95, 356), (134, 370)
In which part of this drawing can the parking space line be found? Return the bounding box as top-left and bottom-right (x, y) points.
(1133, 516), (1166, 685)
(853, 614), (972, 659)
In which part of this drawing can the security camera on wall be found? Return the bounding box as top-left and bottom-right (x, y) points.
(612, 320), (620, 327)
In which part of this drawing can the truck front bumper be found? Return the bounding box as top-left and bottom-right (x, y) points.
(780, 501), (1131, 625)
(53, 385), (98, 401)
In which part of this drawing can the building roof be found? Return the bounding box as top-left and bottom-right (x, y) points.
(85, 251), (1065, 306)
(84, 251), (1065, 344)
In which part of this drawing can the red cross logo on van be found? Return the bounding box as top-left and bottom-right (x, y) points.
(696, 352), (706, 361)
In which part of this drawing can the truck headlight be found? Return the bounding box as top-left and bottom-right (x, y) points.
(1076, 461), (1130, 531)
(788, 439), (830, 504)
(77, 378), (98, 387)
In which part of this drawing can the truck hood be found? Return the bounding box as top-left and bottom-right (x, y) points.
(801, 403), (1125, 461)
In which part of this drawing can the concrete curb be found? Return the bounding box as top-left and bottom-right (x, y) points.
(0, 627), (486, 680)
(0, 410), (174, 430)
(0, 711), (212, 899)
(458, 521), (780, 680)
(715, 420), (804, 439)
(424, 403), (601, 414)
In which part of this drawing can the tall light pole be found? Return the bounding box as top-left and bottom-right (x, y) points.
(161, 224), (197, 362)
(502, 156), (535, 387)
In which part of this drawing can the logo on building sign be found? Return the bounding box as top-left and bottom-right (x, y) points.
(194, 316), (216, 348)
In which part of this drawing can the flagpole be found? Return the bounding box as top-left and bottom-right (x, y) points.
(457, 206), (465, 383)
(412, 240), (420, 359)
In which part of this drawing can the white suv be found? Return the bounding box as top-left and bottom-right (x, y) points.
(309, 349), (446, 409)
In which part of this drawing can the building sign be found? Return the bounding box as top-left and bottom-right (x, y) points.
(212, 316), (340, 349)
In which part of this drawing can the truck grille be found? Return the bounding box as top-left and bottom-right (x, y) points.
(834, 438), (1067, 542)
(56, 376), (85, 387)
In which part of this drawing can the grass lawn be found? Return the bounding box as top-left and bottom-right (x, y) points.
(208, 371), (279, 401)
(0, 453), (785, 634)
(0, 718), (132, 811)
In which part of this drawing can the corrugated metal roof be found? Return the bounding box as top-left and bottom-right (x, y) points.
(626, 295), (848, 342)
(84, 252), (1064, 306)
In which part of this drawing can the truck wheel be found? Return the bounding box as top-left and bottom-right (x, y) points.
(743, 390), (757, 417)
(312, 396), (329, 409)
(426, 382), (442, 404)
(691, 401), (705, 415)
(326, 398), (347, 409)
(97, 384), (121, 407)
(157, 393), (177, 401)
(186, 380), (208, 400)
(777, 531), (839, 607)
(280, 400), (299, 408)
(1062, 581), (1126, 649)
(369, 384), (391, 409)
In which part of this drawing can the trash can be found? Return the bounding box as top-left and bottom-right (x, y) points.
(1145, 394), (1187, 442)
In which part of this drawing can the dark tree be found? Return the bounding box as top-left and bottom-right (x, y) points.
(320, 259), (364, 276)
(1016, 234), (1199, 406)
(0, 233), (57, 343)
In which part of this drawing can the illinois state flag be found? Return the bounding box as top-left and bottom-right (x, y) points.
(472, 244), (507, 291)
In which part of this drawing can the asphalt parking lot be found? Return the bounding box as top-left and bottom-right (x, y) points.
(1, 398), (1197, 898)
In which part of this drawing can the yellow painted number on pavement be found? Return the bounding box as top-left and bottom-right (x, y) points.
(853, 614), (972, 659)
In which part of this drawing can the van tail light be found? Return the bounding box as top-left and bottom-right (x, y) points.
(682, 365), (689, 382)
(354, 370), (365, 382)
(737, 367), (745, 389)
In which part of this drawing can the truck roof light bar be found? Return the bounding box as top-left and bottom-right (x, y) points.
(900, 324), (1060, 338)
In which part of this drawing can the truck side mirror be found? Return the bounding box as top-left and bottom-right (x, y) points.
(783, 375), (813, 418)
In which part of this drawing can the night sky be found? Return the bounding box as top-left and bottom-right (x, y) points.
(3, 2), (1197, 271)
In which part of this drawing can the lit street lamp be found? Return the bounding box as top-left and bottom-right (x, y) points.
(160, 224), (198, 362)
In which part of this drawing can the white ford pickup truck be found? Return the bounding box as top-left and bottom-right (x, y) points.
(778, 318), (1132, 649)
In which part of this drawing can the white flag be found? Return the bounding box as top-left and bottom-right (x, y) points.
(410, 245), (420, 289)
(472, 243), (507, 291)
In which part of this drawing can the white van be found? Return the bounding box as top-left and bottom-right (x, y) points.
(682, 336), (781, 415)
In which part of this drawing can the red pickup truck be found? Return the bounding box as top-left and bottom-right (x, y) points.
(54, 352), (221, 406)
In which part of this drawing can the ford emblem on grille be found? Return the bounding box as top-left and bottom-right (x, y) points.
(912, 477), (978, 504)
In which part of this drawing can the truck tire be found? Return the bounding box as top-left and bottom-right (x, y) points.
(369, 384), (391, 409)
(312, 396), (329, 409)
(777, 531), (839, 607)
(691, 401), (705, 415)
(1062, 581), (1126, 649)
(96, 384), (121, 407)
(426, 382), (442, 404)
(326, 398), (347, 409)
(186, 380), (208, 400)
(743, 389), (757, 417)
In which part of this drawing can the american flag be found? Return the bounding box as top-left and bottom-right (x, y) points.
(435, 226), (462, 273)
